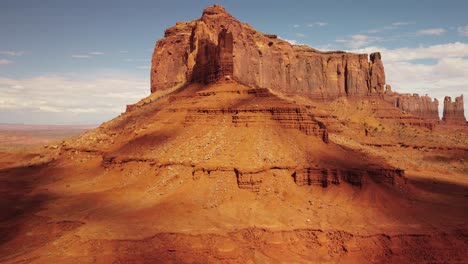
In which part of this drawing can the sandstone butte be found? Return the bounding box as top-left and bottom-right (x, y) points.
(0, 4), (467, 264)
(149, 4), (465, 126)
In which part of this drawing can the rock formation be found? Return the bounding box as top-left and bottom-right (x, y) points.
(150, 4), (467, 127)
(442, 95), (466, 125)
(151, 4), (386, 99)
(383, 93), (439, 121)
(1, 5), (467, 264)
(149, 4), (468, 128)
(369, 52), (386, 94)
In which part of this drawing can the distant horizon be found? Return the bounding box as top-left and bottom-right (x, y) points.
(1, 0), (467, 124)
(0, 123), (99, 128)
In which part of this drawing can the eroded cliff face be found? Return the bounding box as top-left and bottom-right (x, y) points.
(150, 4), (465, 125)
(383, 92), (439, 121)
(151, 5), (385, 98)
(442, 95), (466, 125)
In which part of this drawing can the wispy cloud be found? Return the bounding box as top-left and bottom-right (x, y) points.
(71, 54), (91, 59)
(307, 22), (328, 27)
(119, 50), (129, 53)
(0, 51), (24, 56)
(314, 44), (337, 51)
(457, 25), (468, 36)
(417, 28), (446, 36)
(0, 59), (13, 65)
(351, 42), (468, 62)
(295, 33), (306, 38)
(124, 58), (148, 63)
(336, 34), (382, 49)
(278, 36), (301, 45)
(0, 74), (148, 123)
(71, 51), (104, 59)
(293, 24), (300, 28)
(366, 21), (412, 34)
(391, 22), (411, 27)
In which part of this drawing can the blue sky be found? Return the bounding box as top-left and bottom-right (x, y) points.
(1, 0), (467, 124)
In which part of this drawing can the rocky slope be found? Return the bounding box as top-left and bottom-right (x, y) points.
(2, 77), (467, 263)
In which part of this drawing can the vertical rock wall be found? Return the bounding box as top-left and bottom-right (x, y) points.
(442, 95), (466, 125)
(383, 93), (440, 121)
(150, 4), (464, 125)
(150, 5), (386, 99)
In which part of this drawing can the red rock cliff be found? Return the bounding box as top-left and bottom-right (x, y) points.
(151, 5), (385, 98)
(383, 92), (439, 121)
(150, 4), (463, 125)
(442, 95), (466, 125)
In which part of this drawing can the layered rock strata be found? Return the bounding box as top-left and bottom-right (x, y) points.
(151, 5), (386, 98)
(292, 168), (405, 188)
(383, 93), (439, 121)
(150, 4), (466, 126)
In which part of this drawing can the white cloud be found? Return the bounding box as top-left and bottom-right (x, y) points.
(314, 44), (337, 51)
(119, 50), (129, 53)
(385, 58), (468, 117)
(0, 59), (12, 65)
(336, 34), (382, 49)
(392, 22), (411, 27)
(307, 22), (328, 27)
(350, 42), (468, 62)
(71, 51), (104, 59)
(458, 26), (468, 36)
(366, 22), (412, 34)
(366, 29), (382, 34)
(350, 42), (468, 117)
(295, 33), (306, 38)
(0, 51), (24, 56)
(417, 28), (446, 36)
(124, 59), (147, 62)
(38, 105), (62, 113)
(278, 36), (301, 45)
(293, 24), (300, 28)
(71, 54), (91, 59)
(0, 74), (148, 123)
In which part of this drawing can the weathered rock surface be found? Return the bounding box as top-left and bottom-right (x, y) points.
(292, 168), (405, 188)
(2, 5), (468, 264)
(150, 4), (467, 127)
(383, 93), (439, 121)
(442, 95), (466, 125)
(369, 52), (386, 94)
(151, 4), (386, 98)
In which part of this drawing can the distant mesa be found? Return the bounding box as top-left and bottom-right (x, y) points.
(443, 95), (467, 125)
(149, 4), (466, 126)
(383, 92), (440, 122)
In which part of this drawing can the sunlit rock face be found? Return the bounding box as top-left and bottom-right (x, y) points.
(443, 95), (466, 125)
(150, 4), (386, 99)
